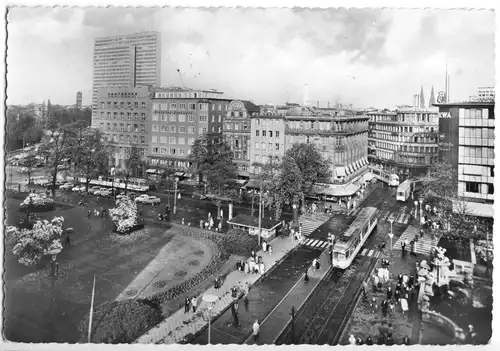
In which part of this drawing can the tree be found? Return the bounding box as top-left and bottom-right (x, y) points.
(39, 122), (77, 197)
(284, 143), (331, 194)
(115, 144), (143, 194)
(6, 216), (64, 267)
(70, 125), (111, 192)
(262, 155), (304, 220)
(420, 158), (458, 210)
(22, 154), (40, 188)
(109, 195), (140, 234)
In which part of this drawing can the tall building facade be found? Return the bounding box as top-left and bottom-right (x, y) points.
(368, 107), (439, 179)
(149, 87), (230, 172)
(436, 100), (495, 218)
(94, 86), (152, 168)
(249, 114), (286, 174)
(92, 31), (161, 122)
(76, 91), (82, 109)
(223, 100), (261, 177)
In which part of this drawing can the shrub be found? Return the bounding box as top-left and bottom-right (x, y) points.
(79, 299), (162, 344)
(19, 193), (55, 212)
(109, 195), (141, 234)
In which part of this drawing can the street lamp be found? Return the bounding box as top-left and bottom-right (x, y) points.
(413, 200), (418, 219)
(47, 248), (62, 302)
(292, 195), (299, 227)
(388, 219), (394, 256)
(202, 294), (218, 345)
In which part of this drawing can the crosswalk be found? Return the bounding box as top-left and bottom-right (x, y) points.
(302, 238), (330, 249)
(378, 210), (411, 225)
(359, 248), (382, 258)
(393, 225), (439, 256)
(298, 213), (331, 237)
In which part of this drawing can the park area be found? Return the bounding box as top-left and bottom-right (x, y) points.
(3, 190), (259, 343)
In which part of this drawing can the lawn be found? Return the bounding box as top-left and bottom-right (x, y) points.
(3, 194), (179, 343)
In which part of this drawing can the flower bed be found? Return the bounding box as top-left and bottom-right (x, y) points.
(19, 193), (55, 212)
(109, 195), (142, 234)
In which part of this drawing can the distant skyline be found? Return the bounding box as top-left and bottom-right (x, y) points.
(7, 7), (495, 108)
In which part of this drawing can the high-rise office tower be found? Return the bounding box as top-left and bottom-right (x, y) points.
(76, 91), (82, 109)
(91, 31), (161, 121)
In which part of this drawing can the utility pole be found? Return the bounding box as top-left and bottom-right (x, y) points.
(251, 190), (255, 216)
(173, 177), (178, 215)
(258, 183), (262, 246)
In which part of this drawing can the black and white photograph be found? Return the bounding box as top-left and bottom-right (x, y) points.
(2, 2), (497, 347)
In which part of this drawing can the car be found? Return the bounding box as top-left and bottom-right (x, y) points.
(71, 185), (86, 193)
(192, 192), (207, 200)
(89, 186), (103, 194)
(134, 195), (161, 204)
(19, 167), (29, 173)
(57, 164), (69, 170)
(97, 189), (112, 197)
(60, 183), (74, 190)
(32, 177), (50, 186)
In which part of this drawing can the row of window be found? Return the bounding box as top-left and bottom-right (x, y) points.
(459, 127), (495, 139)
(101, 101), (147, 109)
(151, 136), (196, 145)
(151, 147), (189, 156)
(465, 182), (494, 195)
(255, 130), (280, 138)
(106, 134), (146, 144)
(106, 92), (139, 99)
(459, 108), (491, 119)
(152, 103), (208, 111)
(286, 120), (368, 132)
(99, 111), (147, 121)
(370, 132), (437, 144)
(152, 125), (196, 133)
(459, 146), (495, 159)
(375, 141), (438, 154)
(114, 147), (146, 157)
(255, 143), (281, 151)
(100, 123), (146, 133)
(152, 114), (211, 123)
(372, 124), (436, 133)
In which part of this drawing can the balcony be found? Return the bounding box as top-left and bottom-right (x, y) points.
(285, 127), (368, 135)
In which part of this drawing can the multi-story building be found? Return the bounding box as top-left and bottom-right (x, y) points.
(76, 91), (82, 109)
(91, 31), (161, 122)
(149, 87), (230, 172)
(223, 100), (261, 177)
(367, 107), (439, 179)
(94, 86), (152, 168)
(435, 100), (495, 218)
(249, 114), (286, 174)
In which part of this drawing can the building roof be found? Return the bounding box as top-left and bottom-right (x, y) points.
(433, 101), (495, 107)
(241, 100), (261, 112)
(227, 214), (281, 230)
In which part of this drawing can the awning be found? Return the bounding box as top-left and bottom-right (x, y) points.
(146, 169), (157, 174)
(362, 172), (374, 183)
(310, 183), (361, 197)
(184, 173), (193, 178)
(348, 165), (354, 174)
(336, 167), (346, 178)
(355, 160), (361, 170)
(363, 157), (368, 166)
(174, 171), (185, 177)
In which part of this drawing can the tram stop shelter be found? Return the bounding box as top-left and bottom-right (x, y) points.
(227, 214), (282, 241)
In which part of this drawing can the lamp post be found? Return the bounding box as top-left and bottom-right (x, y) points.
(47, 248), (62, 302)
(202, 294), (218, 345)
(413, 200), (418, 220)
(418, 198), (423, 220)
(388, 219), (394, 256)
(257, 184), (263, 246)
(292, 195), (299, 227)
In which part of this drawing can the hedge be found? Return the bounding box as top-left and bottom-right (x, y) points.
(79, 299), (162, 344)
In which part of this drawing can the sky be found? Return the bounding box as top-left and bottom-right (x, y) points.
(6, 7), (495, 109)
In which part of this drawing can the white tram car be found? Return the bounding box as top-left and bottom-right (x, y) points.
(370, 168), (400, 187)
(331, 207), (378, 269)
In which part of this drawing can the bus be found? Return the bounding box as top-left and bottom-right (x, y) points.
(396, 180), (412, 202)
(331, 207), (378, 269)
(370, 168), (400, 187)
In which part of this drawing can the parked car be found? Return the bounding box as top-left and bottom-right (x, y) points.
(192, 192), (207, 200)
(32, 177), (50, 186)
(71, 185), (86, 193)
(134, 195), (161, 204)
(89, 186), (103, 194)
(60, 183), (74, 190)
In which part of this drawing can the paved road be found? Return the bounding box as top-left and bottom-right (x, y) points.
(189, 246), (322, 345)
(275, 184), (412, 345)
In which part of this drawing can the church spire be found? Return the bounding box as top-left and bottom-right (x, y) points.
(420, 85), (425, 108)
(429, 86), (436, 107)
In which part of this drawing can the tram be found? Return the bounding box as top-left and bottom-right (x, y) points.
(396, 180), (412, 202)
(331, 207), (378, 269)
(77, 176), (149, 192)
(371, 168), (400, 187)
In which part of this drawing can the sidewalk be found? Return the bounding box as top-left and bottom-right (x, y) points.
(135, 233), (305, 344)
(245, 249), (331, 344)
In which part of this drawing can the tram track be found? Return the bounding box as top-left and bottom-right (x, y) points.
(275, 186), (399, 345)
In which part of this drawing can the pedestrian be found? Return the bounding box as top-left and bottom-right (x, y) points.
(386, 286), (393, 300)
(409, 275), (415, 288)
(398, 273), (403, 285)
(420, 228), (424, 239)
(88, 209), (91, 218)
(356, 336), (364, 345)
(371, 297), (377, 313)
(184, 297), (190, 313)
(191, 296), (197, 313)
(304, 270), (309, 282)
(389, 300), (394, 314)
(381, 299), (388, 317)
(268, 244), (273, 256)
(385, 334), (395, 346)
(365, 336), (374, 345)
(200, 219), (203, 229)
(403, 274), (409, 286)
(65, 235), (71, 248)
(214, 277), (220, 291)
(403, 335), (411, 345)
(218, 221), (222, 232)
(315, 258), (321, 271)
(312, 258), (318, 273)
(400, 295), (408, 315)
(372, 274), (379, 292)
(394, 289), (401, 302)
(252, 320), (260, 341)
(100, 205), (104, 217)
(348, 334), (356, 345)
(401, 242), (406, 257)
(362, 281), (368, 299)
(262, 241), (267, 254)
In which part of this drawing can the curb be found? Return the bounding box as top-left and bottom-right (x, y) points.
(180, 240), (303, 344)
